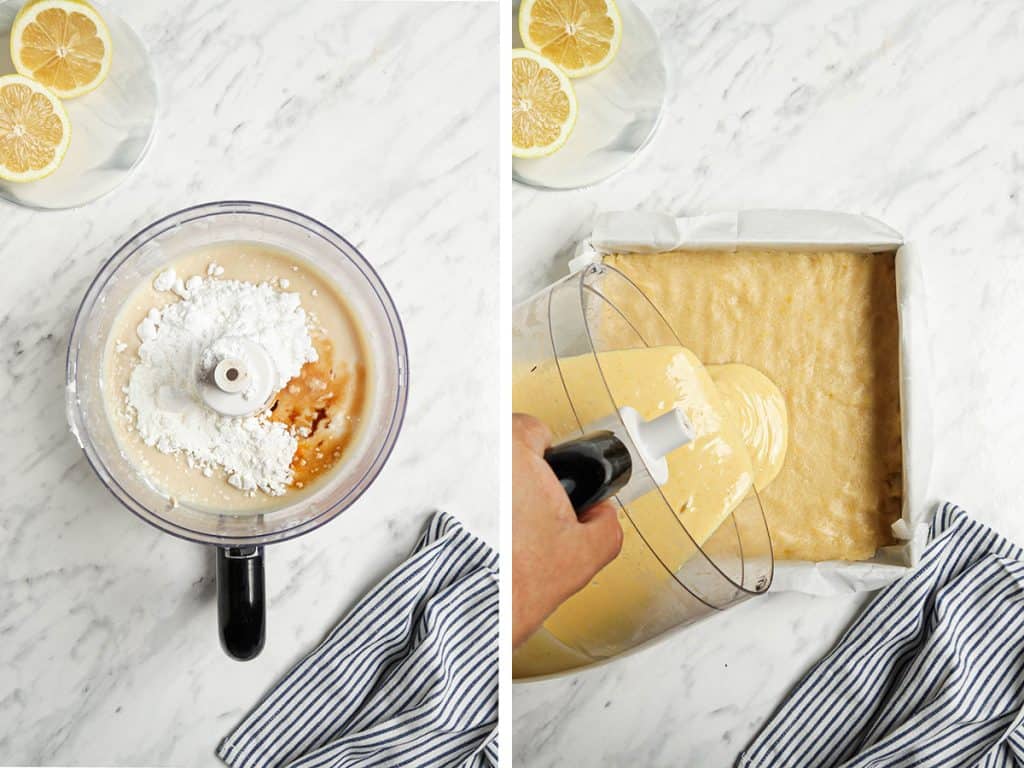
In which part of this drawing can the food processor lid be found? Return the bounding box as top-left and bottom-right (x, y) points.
(543, 263), (775, 606)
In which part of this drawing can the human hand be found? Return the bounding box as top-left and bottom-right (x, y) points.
(512, 413), (623, 649)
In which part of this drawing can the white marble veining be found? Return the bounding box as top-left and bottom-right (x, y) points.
(512, 0), (1024, 764)
(0, 1), (496, 765)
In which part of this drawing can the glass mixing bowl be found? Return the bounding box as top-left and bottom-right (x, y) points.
(66, 201), (409, 658)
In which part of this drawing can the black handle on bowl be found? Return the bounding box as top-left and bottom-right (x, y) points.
(544, 430), (633, 516)
(216, 545), (266, 661)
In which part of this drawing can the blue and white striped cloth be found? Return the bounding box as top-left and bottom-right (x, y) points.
(741, 503), (1024, 768)
(218, 512), (498, 768)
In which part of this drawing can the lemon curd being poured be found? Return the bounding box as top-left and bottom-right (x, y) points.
(512, 345), (788, 677)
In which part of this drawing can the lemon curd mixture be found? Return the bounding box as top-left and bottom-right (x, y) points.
(512, 249), (901, 677)
(512, 347), (787, 676)
(102, 243), (370, 513)
(517, 347), (787, 546)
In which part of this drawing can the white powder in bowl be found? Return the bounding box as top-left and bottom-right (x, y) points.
(126, 273), (317, 495)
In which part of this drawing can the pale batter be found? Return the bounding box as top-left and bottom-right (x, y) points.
(603, 249), (902, 563)
(102, 242), (370, 513)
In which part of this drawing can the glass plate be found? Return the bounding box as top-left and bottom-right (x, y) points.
(0, 0), (158, 210)
(512, 0), (668, 191)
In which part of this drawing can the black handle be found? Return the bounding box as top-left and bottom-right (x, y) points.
(216, 545), (266, 661)
(544, 430), (633, 515)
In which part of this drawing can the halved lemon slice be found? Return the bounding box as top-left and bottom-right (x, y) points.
(11, 0), (113, 100)
(519, 0), (623, 79)
(512, 48), (577, 159)
(0, 74), (71, 183)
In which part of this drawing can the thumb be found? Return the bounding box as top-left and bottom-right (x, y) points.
(513, 412), (552, 455)
(576, 501), (624, 572)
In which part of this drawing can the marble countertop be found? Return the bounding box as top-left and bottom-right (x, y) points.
(0, 1), (496, 764)
(511, 0), (1024, 765)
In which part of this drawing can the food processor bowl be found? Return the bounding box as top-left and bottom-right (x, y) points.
(512, 263), (773, 678)
(66, 201), (409, 659)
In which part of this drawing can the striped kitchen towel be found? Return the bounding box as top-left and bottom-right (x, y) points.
(218, 512), (498, 768)
(741, 502), (1024, 768)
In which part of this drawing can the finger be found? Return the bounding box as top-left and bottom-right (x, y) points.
(576, 501), (624, 570)
(512, 412), (552, 455)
